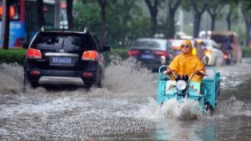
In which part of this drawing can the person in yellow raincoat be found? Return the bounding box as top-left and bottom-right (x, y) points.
(163, 40), (206, 83)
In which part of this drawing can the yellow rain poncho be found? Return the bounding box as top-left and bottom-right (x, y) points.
(168, 40), (205, 83)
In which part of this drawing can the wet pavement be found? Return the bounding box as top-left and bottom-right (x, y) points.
(0, 58), (251, 141)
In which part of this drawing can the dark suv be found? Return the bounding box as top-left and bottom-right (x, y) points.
(24, 29), (110, 88)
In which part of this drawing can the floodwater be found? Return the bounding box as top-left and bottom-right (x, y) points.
(0, 58), (251, 141)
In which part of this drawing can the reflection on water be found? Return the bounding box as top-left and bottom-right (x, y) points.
(153, 120), (217, 141)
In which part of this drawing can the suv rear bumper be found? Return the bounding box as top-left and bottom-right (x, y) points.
(39, 76), (84, 85)
(26, 69), (97, 85)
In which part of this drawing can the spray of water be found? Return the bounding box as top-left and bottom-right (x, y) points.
(137, 97), (201, 121)
(214, 95), (245, 118)
(0, 63), (23, 94)
(161, 98), (201, 120)
(135, 97), (164, 121)
(103, 56), (156, 96)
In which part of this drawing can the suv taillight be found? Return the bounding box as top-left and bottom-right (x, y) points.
(27, 48), (42, 59)
(82, 50), (98, 61)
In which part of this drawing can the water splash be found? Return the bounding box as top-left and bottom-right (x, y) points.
(104, 56), (156, 96)
(162, 98), (201, 120)
(215, 95), (245, 118)
(137, 97), (201, 121)
(136, 97), (164, 121)
(0, 63), (23, 94)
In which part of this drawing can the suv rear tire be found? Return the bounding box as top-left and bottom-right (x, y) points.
(30, 81), (39, 88)
(84, 82), (93, 89)
(97, 77), (103, 88)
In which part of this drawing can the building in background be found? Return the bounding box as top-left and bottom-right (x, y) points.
(0, 0), (55, 47)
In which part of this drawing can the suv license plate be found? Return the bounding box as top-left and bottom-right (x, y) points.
(51, 57), (72, 64)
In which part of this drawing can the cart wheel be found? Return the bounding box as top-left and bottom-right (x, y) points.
(206, 103), (214, 116)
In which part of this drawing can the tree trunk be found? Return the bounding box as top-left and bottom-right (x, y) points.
(66, 0), (74, 29)
(150, 13), (157, 37)
(226, 11), (232, 30)
(100, 4), (106, 47)
(121, 12), (129, 48)
(96, 0), (107, 48)
(166, 0), (181, 38)
(211, 15), (216, 31)
(245, 20), (251, 46)
(1, 0), (10, 49)
(37, 0), (44, 29)
(121, 0), (135, 48)
(166, 10), (175, 38)
(193, 13), (201, 38)
(145, 0), (158, 37)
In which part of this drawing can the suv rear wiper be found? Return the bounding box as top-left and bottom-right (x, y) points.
(62, 36), (65, 48)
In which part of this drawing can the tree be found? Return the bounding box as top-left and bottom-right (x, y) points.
(192, 1), (208, 38)
(66, 0), (74, 29)
(226, 4), (233, 30)
(96, 0), (107, 47)
(74, 2), (101, 32)
(166, 0), (182, 38)
(119, 0), (136, 47)
(37, 0), (45, 29)
(145, 0), (160, 37)
(74, 0), (150, 47)
(182, 0), (209, 38)
(1, 0), (10, 49)
(240, 1), (251, 46)
(207, 0), (225, 31)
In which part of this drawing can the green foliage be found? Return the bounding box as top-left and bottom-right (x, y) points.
(74, 2), (101, 33)
(102, 47), (129, 66)
(110, 47), (129, 59)
(73, 1), (150, 48)
(242, 47), (251, 58)
(0, 48), (27, 66)
(72, 0), (250, 47)
(106, 1), (150, 47)
(241, 1), (251, 22)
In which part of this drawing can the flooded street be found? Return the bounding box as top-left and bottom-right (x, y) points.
(0, 58), (251, 141)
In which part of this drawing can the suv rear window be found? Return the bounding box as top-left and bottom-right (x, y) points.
(31, 32), (97, 51)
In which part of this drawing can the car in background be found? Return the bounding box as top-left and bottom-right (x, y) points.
(128, 38), (175, 71)
(24, 29), (110, 88)
(168, 39), (184, 56)
(175, 32), (193, 39)
(210, 31), (242, 64)
(199, 30), (211, 39)
(194, 39), (224, 66)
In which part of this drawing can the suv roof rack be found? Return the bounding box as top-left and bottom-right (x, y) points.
(40, 26), (45, 32)
(83, 28), (89, 33)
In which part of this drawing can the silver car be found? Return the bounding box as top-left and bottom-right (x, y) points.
(194, 39), (224, 66)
